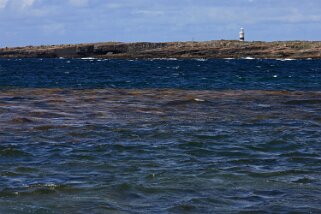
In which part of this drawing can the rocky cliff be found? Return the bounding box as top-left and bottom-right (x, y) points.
(1, 40), (321, 59)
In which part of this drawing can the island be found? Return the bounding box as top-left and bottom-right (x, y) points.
(0, 40), (321, 59)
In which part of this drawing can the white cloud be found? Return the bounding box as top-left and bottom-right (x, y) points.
(68, 0), (89, 7)
(105, 3), (126, 9)
(0, 0), (8, 9)
(1, 0), (321, 46)
(0, 0), (36, 10)
(20, 0), (36, 9)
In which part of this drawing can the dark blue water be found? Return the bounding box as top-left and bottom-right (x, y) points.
(1, 58), (321, 213)
(1, 58), (321, 90)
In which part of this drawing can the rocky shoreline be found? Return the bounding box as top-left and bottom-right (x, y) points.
(1, 40), (321, 59)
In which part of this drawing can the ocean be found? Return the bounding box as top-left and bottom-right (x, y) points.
(1, 58), (321, 213)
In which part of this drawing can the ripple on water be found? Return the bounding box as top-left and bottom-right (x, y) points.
(1, 88), (321, 212)
(0, 146), (32, 158)
(9, 117), (33, 124)
(285, 99), (321, 105)
(0, 183), (80, 197)
(246, 140), (302, 153)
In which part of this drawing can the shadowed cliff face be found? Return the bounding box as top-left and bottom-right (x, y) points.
(1, 40), (321, 59)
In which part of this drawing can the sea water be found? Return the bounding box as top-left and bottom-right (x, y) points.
(0, 58), (321, 213)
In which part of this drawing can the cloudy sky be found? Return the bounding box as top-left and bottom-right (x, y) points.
(0, 0), (320, 47)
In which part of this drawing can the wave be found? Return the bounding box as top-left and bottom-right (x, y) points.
(80, 57), (97, 60)
(152, 58), (178, 61)
(194, 58), (207, 62)
(276, 58), (297, 61)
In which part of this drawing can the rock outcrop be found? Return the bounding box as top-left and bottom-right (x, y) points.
(1, 40), (321, 59)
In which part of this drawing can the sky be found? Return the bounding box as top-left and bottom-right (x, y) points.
(0, 0), (321, 47)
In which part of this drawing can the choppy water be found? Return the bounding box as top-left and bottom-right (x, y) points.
(1, 58), (321, 213)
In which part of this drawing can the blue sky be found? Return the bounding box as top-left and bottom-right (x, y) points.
(0, 0), (321, 47)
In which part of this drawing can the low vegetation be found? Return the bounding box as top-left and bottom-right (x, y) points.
(1, 40), (321, 59)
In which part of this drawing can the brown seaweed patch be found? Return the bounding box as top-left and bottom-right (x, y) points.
(29, 111), (66, 118)
(0, 183), (80, 197)
(47, 98), (67, 103)
(86, 112), (107, 118)
(285, 99), (321, 105)
(0, 147), (32, 157)
(164, 99), (210, 106)
(9, 117), (33, 124)
(135, 107), (165, 115)
(33, 125), (68, 131)
(15, 167), (39, 173)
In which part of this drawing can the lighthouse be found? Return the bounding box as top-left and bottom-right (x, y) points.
(239, 28), (245, 41)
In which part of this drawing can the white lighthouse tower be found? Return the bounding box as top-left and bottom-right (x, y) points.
(239, 28), (245, 41)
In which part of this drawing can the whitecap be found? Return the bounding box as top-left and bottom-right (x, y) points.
(81, 57), (96, 60)
(257, 104), (271, 108)
(194, 98), (205, 102)
(243, 57), (255, 60)
(195, 58), (207, 62)
(153, 58), (178, 61)
(276, 58), (297, 61)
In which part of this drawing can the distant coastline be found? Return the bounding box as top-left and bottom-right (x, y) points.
(0, 40), (321, 59)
